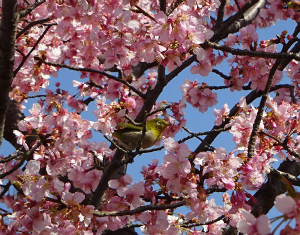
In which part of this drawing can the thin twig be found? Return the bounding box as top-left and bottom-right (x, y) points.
(16, 18), (52, 39)
(180, 215), (226, 228)
(147, 105), (171, 117)
(260, 131), (300, 160)
(14, 24), (54, 77)
(0, 146), (23, 163)
(102, 134), (128, 154)
(19, 0), (46, 18)
(166, 0), (183, 16)
(247, 45), (284, 158)
(137, 126), (231, 154)
(132, 5), (156, 22)
(183, 127), (215, 151)
(212, 69), (231, 80)
(93, 201), (185, 217)
(234, 0), (241, 10)
(124, 115), (144, 127)
(0, 182), (11, 199)
(204, 40), (300, 61)
(0, 141), (42, 179)
(38, 60), (146, 99)
(205, 185), (227, 194)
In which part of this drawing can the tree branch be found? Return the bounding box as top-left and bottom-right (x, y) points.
(166, 0), (183, 16)
(0, 140), (42, 179)
(260, 131), (300, 160)
(38, 60), (146, 99)
(203, 40), (300, 61)
(247, 58), (282, 158)
(211, 0), (267, 42)
(159, 0), (166, 13)
(216, 0), (227, 24)
(0, 146), (23, 163)
(251, 160), (300, 217)
(16, 17), (52, 39)
(14, 24), (54, 76)
(93, 201), (185, 217)
(0, 0), (19, 148)
(19, 0), (46, 18)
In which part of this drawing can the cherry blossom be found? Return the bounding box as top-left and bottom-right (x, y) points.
(237, 209), (270, 235)
(1, 0), (300, 234)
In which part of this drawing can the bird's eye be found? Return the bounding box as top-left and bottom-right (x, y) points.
(157, 121), (162, 125)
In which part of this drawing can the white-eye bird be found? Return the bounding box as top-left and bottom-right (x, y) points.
(112, 118), (170, 150)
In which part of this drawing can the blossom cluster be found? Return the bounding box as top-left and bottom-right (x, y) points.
(1, 0), (300, 234)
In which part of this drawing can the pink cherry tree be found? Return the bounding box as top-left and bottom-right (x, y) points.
(1, 0), (300, 234)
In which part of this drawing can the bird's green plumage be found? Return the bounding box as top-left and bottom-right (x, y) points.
(112, 118), (170, 150)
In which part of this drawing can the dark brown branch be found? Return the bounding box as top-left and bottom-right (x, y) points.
(89, 148), (127, 208)
(93, 201), (185, 217)
(211, 0), (267, 42)
(216, 0), (227, 24)
(16, 17), (52, 39)
(166, 0), (183, 16)
(212, 69), (231, 80)
(205, 185), (227, 194)
(260, 131), (300, 160)
(14, 24), (54, 77)
(0, 147), (23, 163)
(159, 0), (166, 13)
(0, 141), (42, 179)
(132, 5), (156, 22)
(278, 22), (300, 71)
(0, 0), (19, 148)
(183, 126), (215, 151)
(247, 58), (282, 158)
(38, 60), (146, 99)
(234, 0), (241, 10)
(180, 215), (225, 228)
(270, 168), (300, 187)
(251, 160), (300, 217)
(19, 0), (46, 18)
(247, 29), (298, 159)
(4, 101), (26, 149)
(203, 40), (300, 61)
(146, 105), (171, 117)
(166, 54), (196, 82)
(195, 89), (262, 154)
(0, 182), (11, 199)
(271, 84), (296, 104)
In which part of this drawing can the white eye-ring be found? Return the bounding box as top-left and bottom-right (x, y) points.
(157, 121), (162, 125)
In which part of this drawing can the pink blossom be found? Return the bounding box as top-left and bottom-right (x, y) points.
(237, 209), (270, 235)
(274, 193), (300, 225)
(214, 103), (230, 125)
(150, 11), (172, 42)
(117, 181), (145, 209)
(238, 25), (258, 49)
(22, 176), (49, 202)
(25, 160), (41, 175)
(190, 62), (212, 77)
(229, 191), (252, 214)
(181, 79), (218, 113)
(13, 130), (29, 150)
(275, 194), (296, 214)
